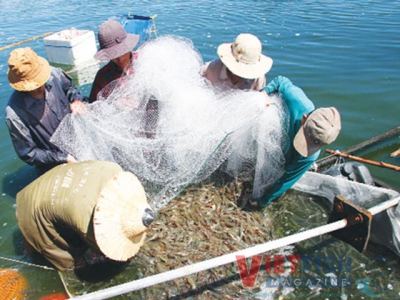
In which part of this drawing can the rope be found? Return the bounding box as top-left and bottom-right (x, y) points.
(0, 32), (53, 52)
(0, 255), (55, 271)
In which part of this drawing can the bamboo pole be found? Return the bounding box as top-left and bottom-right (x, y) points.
(69, 195), (400, 300)
(316, 126), (400, 170)
(0, 32), (53, 52)
(326, 149), (400, 171)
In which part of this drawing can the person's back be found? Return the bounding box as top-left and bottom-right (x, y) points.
(251, 76), (341, 207)
(16, 160), (154, 271)
(203, 33), (272, 91)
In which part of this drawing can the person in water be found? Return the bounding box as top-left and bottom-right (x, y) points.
(250, 76), (342, 207)
(5, 47), (86, 175)
(203, 33), (273, 91)
(88, 19), (140, 102)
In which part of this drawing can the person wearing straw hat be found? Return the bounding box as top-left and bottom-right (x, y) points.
(88, 19), (140, 103)
(203, 33), (273, 91)
(5, 47), (86, 176)
(15, 160), (155, 271)
(243, 76), (342, 208)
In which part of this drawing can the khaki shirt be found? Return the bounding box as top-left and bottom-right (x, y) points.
(16, 161), (123, 271)
(203, 59), (266, 91)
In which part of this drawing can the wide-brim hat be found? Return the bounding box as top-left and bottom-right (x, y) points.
(7, 47), (51, 92)
(94, 19), (140, 61)
(294, 107), (341, 157)
(93, 171), (153, 261)
(217, 33), (273, 79)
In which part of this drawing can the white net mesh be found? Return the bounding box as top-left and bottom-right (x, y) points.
(51, 35), (290, 211)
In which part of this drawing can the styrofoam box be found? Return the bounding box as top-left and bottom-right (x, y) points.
(43, 29), (97, 65)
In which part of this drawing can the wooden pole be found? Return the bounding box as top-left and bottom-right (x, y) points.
(69, 195), (400, 300)
(325, 149), (400, 171)
(0, 32), (53, 52)
(316, 126), (400, 170)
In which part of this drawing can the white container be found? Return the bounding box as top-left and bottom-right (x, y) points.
(43, 29), (97, 65)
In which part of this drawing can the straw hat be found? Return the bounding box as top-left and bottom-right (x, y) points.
(217, 33), (273, 79)
(294, 107), (342, 157)
(93, 171), (154, 261)
(94, 19), (140, 61)
(7, 47), (51, 92)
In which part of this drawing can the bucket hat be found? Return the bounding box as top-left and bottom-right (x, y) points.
(93, 170), (154, 261)
(7, 47), (51, 92)
(94, 19), (140, 61)
(217, 33), (273, 79)
(294, 107), (341, 157)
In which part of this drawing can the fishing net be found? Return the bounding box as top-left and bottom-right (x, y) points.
(0, 268), (27, 300)
(51, 35), (289, 211)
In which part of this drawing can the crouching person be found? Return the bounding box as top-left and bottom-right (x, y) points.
(251, 76), (342, 207)
(15, 160), (154, 271)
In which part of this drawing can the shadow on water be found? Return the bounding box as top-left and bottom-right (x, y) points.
(73, 261), (130, 283)
(11, 221), (55, 269)
(2, 165), (37, 198)
(12, 229), (26, 256)
(167, 273), (243, 300)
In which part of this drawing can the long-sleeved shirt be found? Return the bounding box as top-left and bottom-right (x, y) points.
(203, 59), (266, 91)
(88, 52), (138, 103)
(5, 67), (83, 175)
(255, 76), (319, 206)
(16, 161), (123, 271)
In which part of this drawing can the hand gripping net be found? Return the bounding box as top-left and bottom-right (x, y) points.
(51, 35), (290, 211)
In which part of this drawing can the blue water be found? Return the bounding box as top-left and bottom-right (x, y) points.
(0, 0), (399, 299)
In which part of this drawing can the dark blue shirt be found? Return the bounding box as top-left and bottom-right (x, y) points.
(5, 67), (83, 175)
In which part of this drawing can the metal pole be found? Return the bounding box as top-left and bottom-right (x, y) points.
(69, 195), (400, 300)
